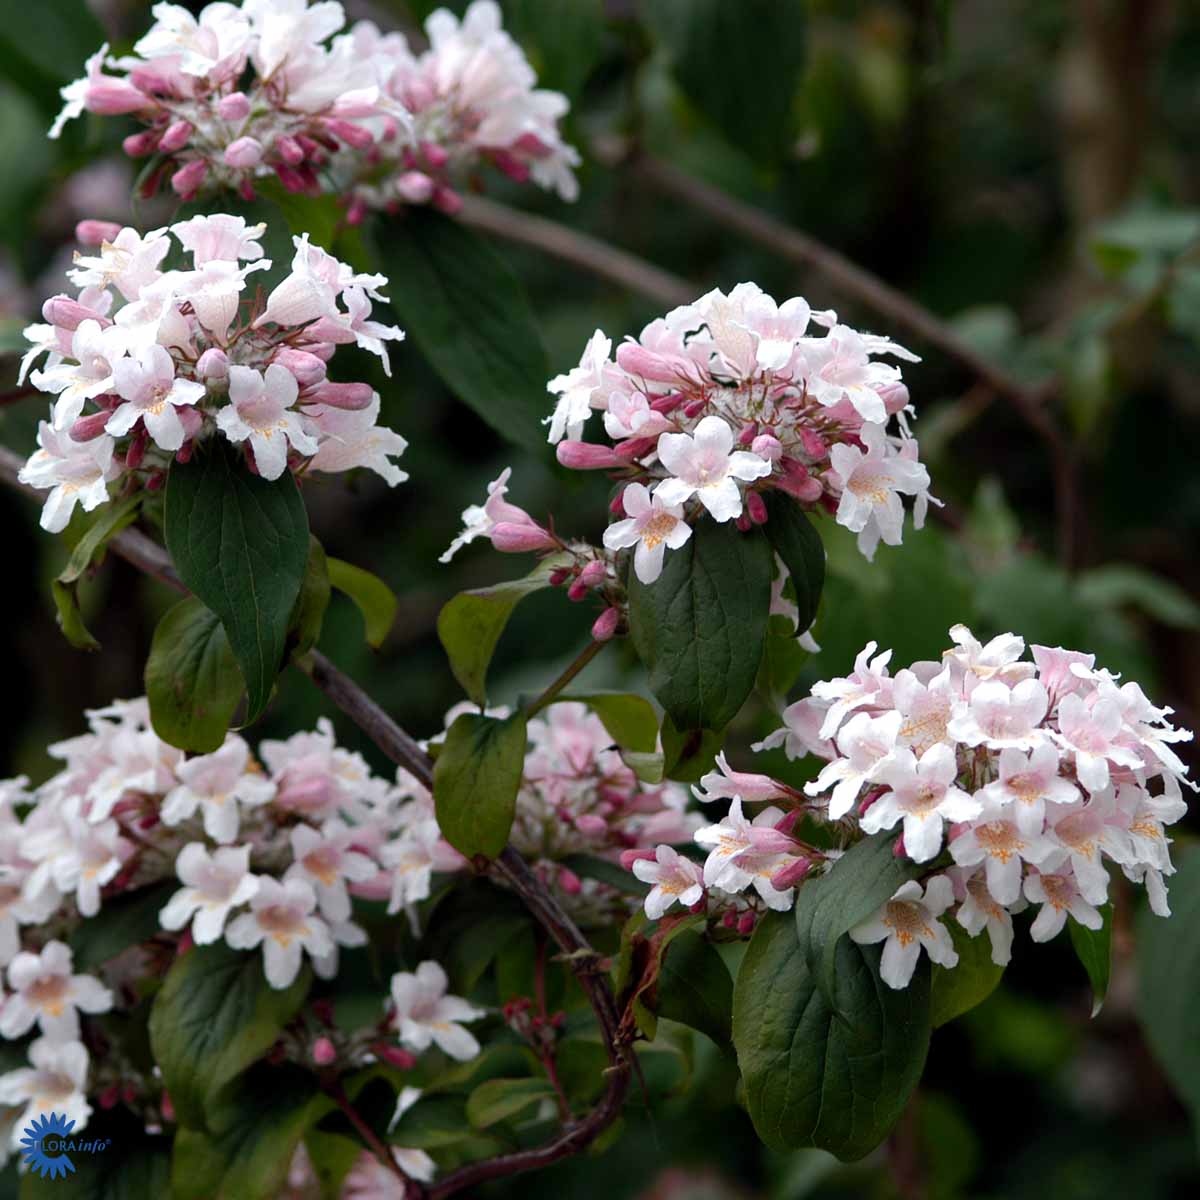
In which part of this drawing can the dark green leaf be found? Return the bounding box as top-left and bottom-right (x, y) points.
(561, 854), (649, 897)
(374, 210), (550, 453)
(733, 910), (930, 1159)
(289, 536), (331, 659)
(1076, 566), (1200, 630)
(646, 0), (806, 164)
(656, 929), (733, 1047)
(1069, 902), (1112, 1018)
(762, 493), (825, 634)
(419, 878), (531, 993)
(433, 712), (528, 859)
(437, 554), (568, 705)
(931, 919), (1005, 1028)
(144, 598), (244, 754)
(0, 0), (105, 114)
(628, 518), (773, 732)
(327, 557), (397, 648)
(387, 1094), (475, 1149)
(794, 833), (922, 1005)
(558, 691), (659, 753)
(164, 438), (310, 722)
(69, 881), (178, 972)
(503, 0), (605, 97)
(148, 943), (311, 1129)
(660, 714), (722, 782)
(302, 1131), (363, 1200)
(466, 1077), (556, 1129)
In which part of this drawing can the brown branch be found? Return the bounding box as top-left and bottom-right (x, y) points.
(0, 442), (631, 1197)
(523, 638), (606, 719)
(458, 194), (694, 309)
(325, 1080), (419, 1196)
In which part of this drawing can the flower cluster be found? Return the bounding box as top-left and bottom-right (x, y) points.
(545, 282), (936, 575)
(626, 625), (1193, 990)
(18, 214), (407, 532)
(52, 0), (578, 215)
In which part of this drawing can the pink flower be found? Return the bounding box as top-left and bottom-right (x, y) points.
(654, 417), (772, 523)
(602, 483), (692, 584)
(632, 845), (704, 920)
(109, 344), (206, 451)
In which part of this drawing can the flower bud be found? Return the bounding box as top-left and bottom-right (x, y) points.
(74, 220), (122, 246)
(123, 130), (160, 157)
(722, 909), (738, 929)
(773, 460), (824, 503)
(421, 141), (450, 169)
(158, 120), (192, 154)
(578, 560), (608, 589)
(613, 435), (658, 461)
(395, 171), (435, 204)
(71, 411), (114, 442)
(432, 185), (463, 215)
(650, 392), (685, 415)
(567, 578), (590, 602)
(892, 834), (908, 859)
(303, 381), (374, 411)
(223, 136), (263, 168)
(170, 159), (208, 199)
(275, 135), (306, 166)
(735, 515), (752, 532)
(125, 433), (147, 470)
(746, 491), (768, 525)
(377, 1044), (419, 1071)
(738, 422), (758, 446)
(549, 567), (572, 587)
(401, 78), (435, 113)
(769, 857), (812, 891)
(218, 91), (251, 121)
(575, 814), (608, 836)
(619, 848), (656, 870)
(273, 348), (327, 388)
(489, 522), (557, 553)
(879, 382), (910, 415)
(321, 118), (374, 150)
(609, 491), (625, 516)
(85, 80), (147, 116)
(751, 433), (783, 462)
(683, 397), (707, 419)
(346, 197), (368, 226)
(556, 441), (626, 470)
(491, 150), (530, 183)
(591, 606), (621, 642)
(514, 131), (553, 158)
(98, 1085), (120, 1110)
(736, 911), (757, 936)
(310, 1037), (337, 1066)
(557, 867), (583, 895)
(798, 428), (827, 460)
(274, 164), (308, 193)
(161, 1092), (175, 1122)
(43, 295), (109, 331)
(196, 347), (229, 379)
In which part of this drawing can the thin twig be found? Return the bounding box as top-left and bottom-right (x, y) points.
(459, 194), (694, 309)
(325, 1080), (416, 1193)
(523, 638), (606, 719)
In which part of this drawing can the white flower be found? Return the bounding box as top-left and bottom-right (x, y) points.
(135, 3), (252, 79)
(654, 416), (772, 523)
(804, 709), (902, 820)
(948, 802), (1056, 906)
(1022, 868), (1103, 942)
(20, 800), (129, 918)
(602, 483), (692, 585)
(951, 867), (1015, 967)
(225, 877), (334, 989)
(849, 876), (958, 989)
(285, 819), (377, 922)
(389, 961), (484, 1061)
(861, 744), (981, 863)
(806, 324), (915, 423)
(810, 640), (893, 740)
(159, 843), (260, 944)
(545, 330), (611, 443)
(108, 343), (205, 451)
(438, 467), (529, 563)
(338, 286), (405, 376)
(1052, 691), (1143, 794)
(253, 233), (355, 329)
(693, 799), (796, 910)
(0, 1039), (92, 1144)
(751, 696), (836, 762)
(1040, 800), (1128, 905)
(891, 666), (954, 757)
(944, 625), (1032, 685)
(828, 423), (930, 560)
(68, 227), (170, 302)
(17, 420), (117, 534)
(161, 737), (275, 844)
(632, 845), (704, 920)
(692, 752), (790, 805)
(386, 1087), (436, 1182)
(0, 941), (113, 1040)
(32, 319), (130, 427)
(380, 819), (459, 915)
(978, 744), (1079, 836)
(217, 363), (319, 480)
(173, 213), (265, 263)
(947, 678), (1049, 750)
(171, 257), (271, 336)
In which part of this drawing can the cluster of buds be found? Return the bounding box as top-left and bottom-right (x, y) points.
(51, 0), (578, 216)
(18, 214), (407, 531)
(626, 626), (1193, 989)
(545, 282), (937, 578)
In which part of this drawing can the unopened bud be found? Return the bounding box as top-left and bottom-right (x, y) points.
(567, 578), (590, 603)
(491, 150), (530, 183)
(736, 515), (752, 533)
(43, 295), (109, 331)
(311, 1037), (337, 1066)
(609, 491), (625, 516)
(275, 134), (305, 166)
(70, 411), (113, 442)
(769, 857), (812, 891)
(798, 428), (827, 460)
(170, 158), (208, 199)
(321, 117), (374, 150)
(378, 1044), (419, 1070)
(722, 909), (738, 929)
(274, 347), (327, 388)
(575, 814), (608, 837)
(85, 80), (147, 116)
(558, 867), (582, 895)
(591, 606), (621, 642)
(98, 1085), (120, 1110)
(218, 91), (251, 121)
(123, 129), (160, 157)
(432, 185), (463, 216)
(196, 347), (229, 379)
(578, 560), (607, 588)
(161, 1092), (175, 1122)
(549, 567), (572, 587)
(736, 911), (757, 936)
(879, 383), (910, 415)
(223, 136), (263, 168)
(619, 848), (656, 870)
(489, 522), (557, 553)
(752, 433), (783, 462)
(738, 422), (758, 446)
(556, 441), (626, 470)
(159, 119), (192, 154)
(746, 491), (768, 525)
(395, 171), (435, 204)
(893, 834), (908, 859)
(683, 397), (707, 419)
(304, 381), (375, 411)
(421, 141), (450, 169)
(74, 220), (122, 246)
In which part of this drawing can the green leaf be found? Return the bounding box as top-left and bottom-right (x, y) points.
(1068, 902), (1112, 1018)
(145, 598), (244, 755)
(52, 496), (143, 651)
(561, 853), (649, 898)
(627, 518), (773, 733)
(68, 881), (178, 972)
(437, 554), (568, 706)
(733, 910), (931, 1159)
(419, 878), (532, 993)
(614, 911), (707, 1040)
(148, 943), (311, 1129)
(171, 1066), (332, 1200)
(930, 919), (1005, 1028)
(387, 1094), (476, 1150)
(762, 493), (825, 635)
(646, 0), (806, 164)
(302, 1131), (363, 1200)
(374, 210), (550, 453)
(660, 714), (722, 782)
(466, 1077), (557, 1129)
(327, 557), (397, 648)
(793, 833), (922, 1006)
(1138, 850), (1200, 1142)
(0, 0), (105, 114)
(164, 438), (310, 723)
(558, 691), (659, 754)
(503, 0), (605, 97)
(289, 536), (331, 659)
(1076, 565), (1200, 629)
(655, 929), (733, 1047)
(433, 712), (529, 859)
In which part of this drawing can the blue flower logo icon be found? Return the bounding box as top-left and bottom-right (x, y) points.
(20, 1112), (77, 1179)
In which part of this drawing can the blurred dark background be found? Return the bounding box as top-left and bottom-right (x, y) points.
(1, 1), (1199, 1197)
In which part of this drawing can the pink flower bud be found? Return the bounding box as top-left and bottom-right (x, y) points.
(159, 119), (192, 154)
(432, 185), (463, 215)
(613, 435), (659, 461)
(773, 461), (824, 503)
(619, 848), (656, 870)
(303, 381), (374, 410)
(514, 131), (553, 158)
(799, 428), (827, 460)
(125, 434), (147, 470)
(71, 411), (114, 442)
(683, 397), (707, 419)
(858, 787), (885, 817)
(558, 867), (583, 895)
(650, 392), (685, 415)
(609, 491), (625, 516)
(489, 522), (557, 553)
(567, 578), (589, 603)
(879, 382), (910, 415)
(578, 560), (607, 588)
(42, 295), (109, 330)
(161, 1092), (176, 1122)
(893, 834), (907, 858)
(421, 141), (450, 169)
(170, 159), (208, 199)
(275, 135), (305, 166)
(592, 606), (621, 642)
(401, 78), (435, 113)
(311, 1037), (337, 1066)
(737, 911), (757, 936)
(218, 91), (251, 121)
(321, 118), (373, 149)
(85, 80), (147, 116)
(395, 171), (435, 204)
(490, 150), (530, 183)
(123, 130), (160, 157)
(722, 909), (738, 929)
(196, 347), (228, 379)
(738, 422), (758, 446)
(746, 491), (768, 525)
(223, 136), (263, 168)
(575, 814), (608, 836)
(752, 433), (783, 462)
(556, 441), (626, 470)
(770, 857), (812, 891)
(378, 1044), (419, 1070)
(274, 163), (308, 193)
(273, 348), (327, 388)
(74, 220), (122, 246)
(346, 197), (368, 226)
(736, 515), (752, 533)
